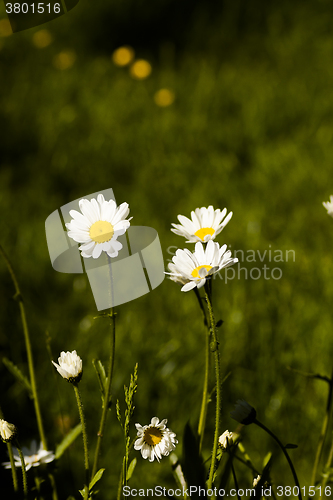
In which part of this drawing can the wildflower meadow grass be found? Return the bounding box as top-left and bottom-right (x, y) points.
(1, 0), (333, 498)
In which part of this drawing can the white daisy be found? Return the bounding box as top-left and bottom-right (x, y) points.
(0, 419), (16, 443)
(134, 417), (178, 462)
(167, 240), (238, 292)
(2, 441), (55, 471)
(66, 194), (132, 259)
(171, 206), (233, 243)
(52, 350), (83, 384)
(218, 430), (233, 450)
(323, 195), (333, 217)
(230, 399), (257, 425)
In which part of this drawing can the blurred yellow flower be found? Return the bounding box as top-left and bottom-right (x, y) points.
(53, 50), (76, 70)
(112, 45), (134, 66)
(154, 88), (175, 107)
(0, 19), (12, 38)
(32, 29), (53, 48)
(130, 59), (152, 80)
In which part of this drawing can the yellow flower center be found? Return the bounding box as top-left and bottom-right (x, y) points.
(194, 227), (215, 241)
(144, 427), (163, 446)
(191, 265), (213, 279)
(89, 221), (114, 243)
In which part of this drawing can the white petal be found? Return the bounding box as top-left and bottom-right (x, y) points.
(92, 244), (103, 259)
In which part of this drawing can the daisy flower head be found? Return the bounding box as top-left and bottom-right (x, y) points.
(323, 195), (333, 218)
(171, 206), (233, 243)
(2, 440), (55, 471)
(66, 194), (132, 259)
(230, 399), (257, 425)
(0, 419), (17, 443)
(167, 240), (238, 292)
(134, 417), (178, 462)
(52, 350), (83, 384)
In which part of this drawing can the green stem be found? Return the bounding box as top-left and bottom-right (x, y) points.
(48, 472), (59, 500)
(311, 375), (333, 488)
(15, 440), (28, 498)
(0, 245), (47, 450)
(205, 287), (222, 490)
(7, 442), (18, 492)
(194, 287), (210, 452)
(198, 321), (211, 453)
(254, 419), (302, 500)
(117, 456), (125, 500)
(229, 452), (241, 500)
(74, 385), (90, 489)
(91, 308), (116, 480)
(322, 434), (333, 489)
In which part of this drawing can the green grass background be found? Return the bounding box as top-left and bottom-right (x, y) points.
(1, 0), (333, 497)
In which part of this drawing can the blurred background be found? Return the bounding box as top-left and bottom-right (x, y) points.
(1, 0), (333, 496)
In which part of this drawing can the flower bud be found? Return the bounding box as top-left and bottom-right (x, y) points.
(0, 419), (17, 443)
(230, 399), (257, 425)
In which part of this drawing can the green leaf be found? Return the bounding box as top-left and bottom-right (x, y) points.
(92, 359), (107, 402)
(170, 453), (187, 490)
(284, 443), (298, 449)
(263, 451), (272, 467)
(253, 455), (273, 497)
(55, 424), (82, 459)
(126, 458), (137, 481)
(181, 422), (205, 495)
(2, 357), (33, 398)
(79, 486), (89, 499)
(89, 468), (105, 491)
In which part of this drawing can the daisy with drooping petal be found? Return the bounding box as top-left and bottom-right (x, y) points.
(171, 206), (233, 243)
(134, 417), (178, 462)
(66, 194), (132, 259)
(52, 350), (83, 384)
(2, 441), (55, 471)
(167, 240), (238, 292)
(323, 195), (333, 217)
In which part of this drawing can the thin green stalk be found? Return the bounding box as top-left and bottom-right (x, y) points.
(198, 322), (211, 453)
(7, 442), (18, 492)
(15, 440), (28, 498)
(254, 419), (302, 500)
(0, 245), (47, 449)
(74, 385), (90, 489)
(229, 453), (241, 500)
(321, 431), (333, 489)
(311, 374), (333, 488)
(194, 287), (210, 452)
(91, 308), (116, 480)
(205, 287), (222, 490)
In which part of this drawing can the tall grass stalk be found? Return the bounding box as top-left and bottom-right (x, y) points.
(0, 245), (47, 449)
(91, 308), (116, 480)
(15, 440), (28, 498)
(74, 385), (90, 489)
(311, 369), (333, 488)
